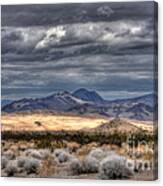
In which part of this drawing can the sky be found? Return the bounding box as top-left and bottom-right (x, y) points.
(1, 2), (157, 100)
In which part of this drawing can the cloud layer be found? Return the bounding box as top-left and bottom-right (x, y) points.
(1, 2), (157, 100)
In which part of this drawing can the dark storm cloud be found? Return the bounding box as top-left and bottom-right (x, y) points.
(2, 19), (154, 56)
(1, 2), (156, 100)
(1, 2), (153, 27)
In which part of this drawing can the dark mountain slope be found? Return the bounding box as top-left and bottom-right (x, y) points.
(72, 88), (104, 103)
(2, 89), (157, 121)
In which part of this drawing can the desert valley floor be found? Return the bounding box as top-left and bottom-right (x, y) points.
(1, 112), (157, 180)
(1, 112), (154, 132)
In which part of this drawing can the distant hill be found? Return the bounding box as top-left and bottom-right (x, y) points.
(108, 93), (156, 107)
(72, 88), (104, 103)
(2, 91), (88, 113)
(2, 89), (157, 121)
(91, 118), (142, 133)
(1, 99), (13, 107)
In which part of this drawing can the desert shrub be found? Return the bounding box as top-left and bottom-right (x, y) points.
(24, 149), (33, 156)
(2, 130), (154, 151)
(83, 155), (99, 173)
(1, 156), (9, 169)
(57, 152), (71, 163)
(25, 149), (43, 159)
(105, 150), (117, 157)
(66, 142), (80, 153)
(99, 154), (132, 179)
(5, 160), (18, 177)
(52, 140), (67, 149)
(77, 144), (93, 156)
(16, 156), (27, 167)
(38, 149), (51, 159)
(88, 148), (106, 160)
(18, 144), (28, 151)
(53, 149), (64, 157)
(35, 138), (53, 150)
(142, 150), (154, 160)
(69, 158), (83, 175)
(17, 156), (42, 173)
(3, 150), (15, 160)
(24, 158), (40, 174)
(34, 121), (42, 126)
(54, 149), (73, 163)
(2, 130), (154, 145)
(30, 150), (43, 159)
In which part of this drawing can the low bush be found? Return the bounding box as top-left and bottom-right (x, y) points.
(24, 158), (40, 174)
(16, 156), (27, 168)
(3, 150), (15, 160)
(88, 148), (106, 160)
(54, 149), (73, 163)
(38, 149), (51, 159)
(69, 158), (83, 175)
(99, 154), (132, 179)
(5, 160), (18, 177)
(25, 149), (44, 159)
(83, 155), (99, 173)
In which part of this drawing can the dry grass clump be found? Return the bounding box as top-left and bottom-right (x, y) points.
(141, 150), (154, 161)
(66, 142), (81, 153)
(38, 156), (57, 177)
(99, 154), (132, 179)
(2, 141), (13, 152)
(76, 142), (98, 156)
(17, 141), (35, 151)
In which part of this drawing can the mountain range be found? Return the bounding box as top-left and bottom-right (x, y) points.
(2, 88), (157, 121)
(1, 99), (13, 107)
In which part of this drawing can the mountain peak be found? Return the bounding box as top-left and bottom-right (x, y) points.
(73, 88), (90, 93)
(50, 91), (70, 97)
(72, 88), (104, 103)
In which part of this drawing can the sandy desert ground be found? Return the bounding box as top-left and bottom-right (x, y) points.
(1, 113), (154, 132)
